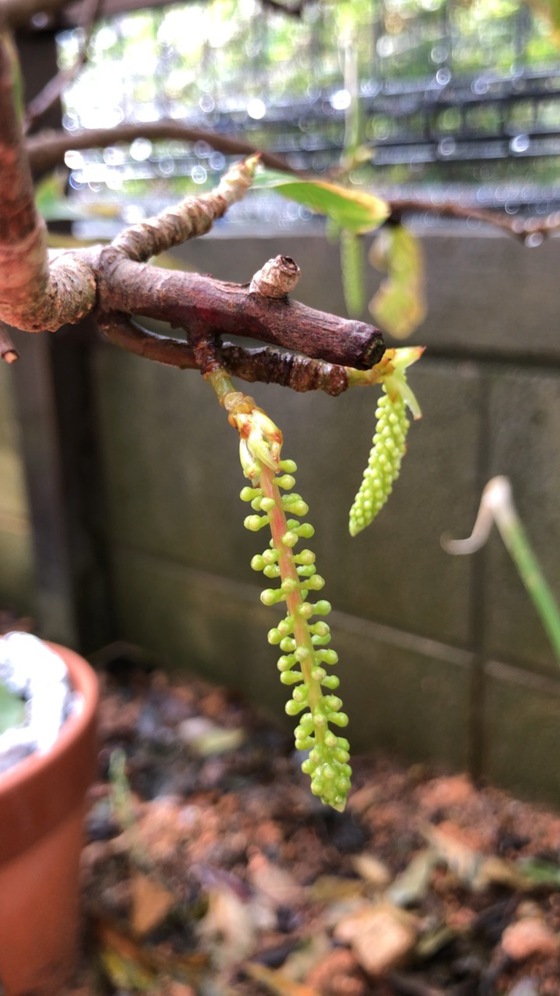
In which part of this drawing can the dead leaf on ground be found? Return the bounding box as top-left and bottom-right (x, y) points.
(244, 961), (320, 996)
(500, 916), (560, 962)
(130, 871), (176, 936)
(248, 850), (305, 909)
(351, 852), (392, 890)
(334, 901), (419, 976)
(387, 848), (437, 906)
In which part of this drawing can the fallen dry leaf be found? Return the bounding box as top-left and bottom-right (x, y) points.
(387, 848), (437, 906)
(501, 917), (560, 962)
(244, 961), (320, 996)
(351, 852), (392, 890)
(248, 850), (304, 908)
(130, 871), (176, 936)
(198, 883), (256, 967)
(334, 901), (419, 976)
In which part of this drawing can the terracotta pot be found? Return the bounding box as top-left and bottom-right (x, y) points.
(0, 642), (99, 996)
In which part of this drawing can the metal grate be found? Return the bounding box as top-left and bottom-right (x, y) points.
(57, 0), (560, 225)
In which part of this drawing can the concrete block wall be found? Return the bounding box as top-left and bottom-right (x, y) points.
(90, 226), (560, 807)
(0, 364), (35, 615)
(2, 226), (559, 806)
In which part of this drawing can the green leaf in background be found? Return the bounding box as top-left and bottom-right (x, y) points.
(369, 224), (427, 339)
(34, 173), (81, 221)
(35, 172), (123, 223)
(526, 0), (560, 44)
(0, 683), (24, 735)
(255, 170), (389, 234)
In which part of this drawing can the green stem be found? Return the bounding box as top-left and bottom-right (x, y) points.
(496, 507), (560, 666)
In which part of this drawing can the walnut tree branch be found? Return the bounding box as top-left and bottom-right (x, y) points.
(0, 27), (385, 386)
(26, 119), (299, 178)
(97, 314), (349, 395)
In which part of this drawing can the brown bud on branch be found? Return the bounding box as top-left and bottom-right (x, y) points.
(249, 256), (301, 298)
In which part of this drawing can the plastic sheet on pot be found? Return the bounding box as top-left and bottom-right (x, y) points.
(0, 633), (77, 774)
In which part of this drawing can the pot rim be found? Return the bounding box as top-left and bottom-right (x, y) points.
(0, 641), (99, 860)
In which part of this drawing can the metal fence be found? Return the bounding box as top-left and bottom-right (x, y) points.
(58, 0), (560, 221)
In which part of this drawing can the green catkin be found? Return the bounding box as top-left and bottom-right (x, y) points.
(242, 459), (352, 811)
(349, 386), (409, 537)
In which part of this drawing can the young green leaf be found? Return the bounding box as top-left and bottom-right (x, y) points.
(369, 224), (426, 339)
(255, 169), (389, 234)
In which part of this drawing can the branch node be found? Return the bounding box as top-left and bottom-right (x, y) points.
(249, 256), (301, 298)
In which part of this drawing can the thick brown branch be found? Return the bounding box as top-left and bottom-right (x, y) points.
(0, 31), (97, 330)
(97, 312), (349, 395)
(98, 253), (385, 369)
(26, 120), (298, 178)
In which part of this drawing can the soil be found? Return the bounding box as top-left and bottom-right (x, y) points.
(62, 645), (560, 996)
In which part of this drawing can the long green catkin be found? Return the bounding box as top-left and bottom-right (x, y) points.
(349, 386), (409, 536)
(242, 459), (352, 811)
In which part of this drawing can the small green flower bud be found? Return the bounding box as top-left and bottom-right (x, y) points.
(313, 600), (332, 616)
(281, 530), (299, 548)
(244, 514), (268, 531)
(260, 588), (284, 606)
(263, 564), (280, 578)
(297, 602), (314, 619)
(329, 711), (349, 728)
(277, 654), (296, 671)
(280, 671), (303, 685)
(277, 618), (293, 636)
(310, 621), (330, 637)
(295, 523), (315, 538)
(294, 550), (315, 566)
(285, 699), (306, 716)
(295, 716), (314, 737)
(323, 694), (343, 713)
(240, 486), (261, 502)
(291, 685), (308, 704)
(316, 649), (338, 665)
(321, 675), (340, 690)
(296, 564), (317, 578)
(275, 474), (296, 490)
(306, 574), (325, 591)
(280, 577), (298, 595)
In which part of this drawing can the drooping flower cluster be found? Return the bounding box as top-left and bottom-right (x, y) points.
(241, 460), (351, 811)
(347, 346), (423, 537)
(349, 387), (409, 536)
